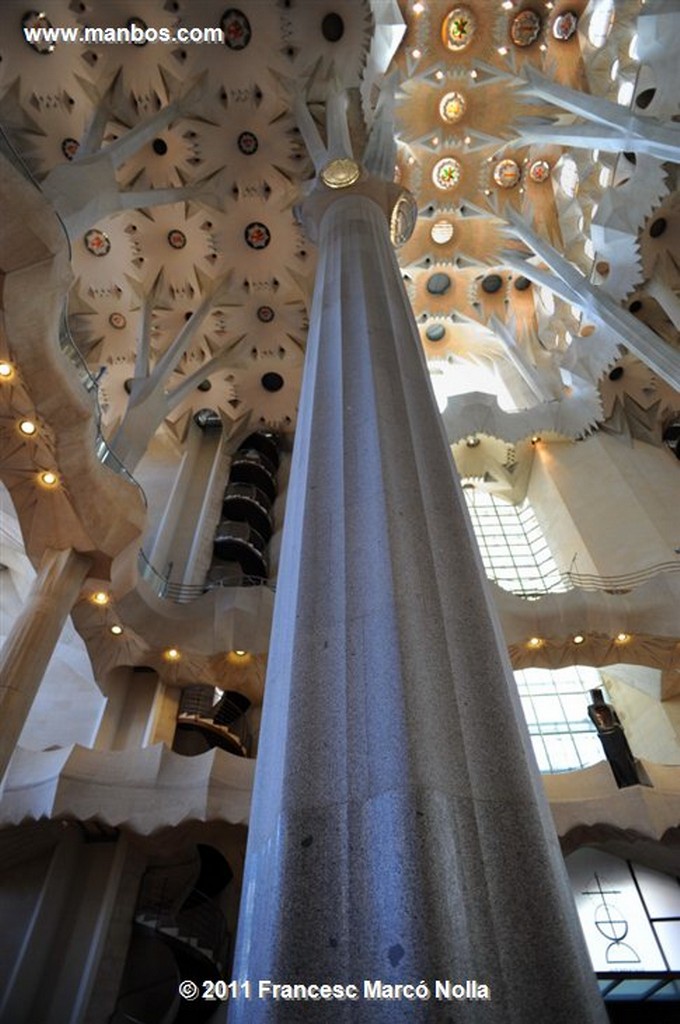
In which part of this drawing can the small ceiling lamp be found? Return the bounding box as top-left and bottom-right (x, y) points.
(164, 648), (181, 662)
(19, 420), (37, 436)
(572, 634), (585, 645)
(0, 361), (14, 379)
(92, 591), (110, 606)
(531, 435), (541, 445)
(39, 471), (58, 487)
(527, 637), (544, 649)
(110, 624), (123, 636)
(615, 632), (631, 644)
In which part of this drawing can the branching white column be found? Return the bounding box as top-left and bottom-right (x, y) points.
(229, 177), (607, 1022)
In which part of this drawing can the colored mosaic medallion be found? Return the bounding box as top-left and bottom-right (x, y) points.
(167, 229), (187, 250)
(22, 11), (55, 53)
(432, 157), (462, 190)
(529, 159), (551, 183)
(61, 138), (79, 161)
(84, 229), (111, 256)
(441, 8), (476, 51)
(109, 312), (127, 330)
(221, 9), (251, 50)
(510, 9), (542, 48)
(552, 11), (578, 41)
(237, 131), (259, 155)
(390, 191), (418, 247)
(244, 222), (271, 249)
(439, 91), (467, 124)
(257, 305), (275, 323)
(493, 158), (521, 189)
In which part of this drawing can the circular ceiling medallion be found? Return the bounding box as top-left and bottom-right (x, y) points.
(221, 9), (252, 50)
(514, 276), (532, 292)
(431, 220), (454, 244)
(320, 158), (361, 189)
(426, 323), (446, 342)
(649, 218), (667, 239)
(237, 131), (258, 155)
(390, 191), (418, 247)
(438, 90), (464, 124)
(244, 222), (271, 249)
(167, 229), (187, 250)
(22, 11), (55, 53)
(257, 305), (275, 324)
(261, 372), (284, 393)
(510, 10), (542, 48)
(552, 11), (578, 41)
(481, 274), (503, 294)
(61, 138), (79, 161)
(441, 8), (476, 51)
(84, 229), (111, 257)
(126, 17), (148, 46)
(321, 13), (344, 42)
(493, 158), (521, 189)
(432, 157), (462, 190)
(109, 312), (127, 330)
(439, 91), (467, 124)
(427, 272), (452, 295)
(528, 159), (551, 183)
(152, 137), (168, 155)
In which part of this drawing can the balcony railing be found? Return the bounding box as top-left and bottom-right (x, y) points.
(0, 123), (145, 504)
(138, 548), (274, 601)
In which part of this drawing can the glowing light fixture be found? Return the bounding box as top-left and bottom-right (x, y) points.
(0, 361), (14, 379)
(39, 471), (58, 487)
(615, 632), (631, 644)
(110, 624), (123, 635)
(527, 637), (543, 649)
(92, 591), (110, 606)
(164, 648), (181, 661)
(19, 420), (37, 436)
(572, 634), (585, 645)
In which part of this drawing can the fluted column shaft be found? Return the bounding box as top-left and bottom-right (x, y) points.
(0, 547), (91, 782)
(229, 191), (607, 1023)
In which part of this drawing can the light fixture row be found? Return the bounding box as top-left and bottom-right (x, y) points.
(527, 632), (632, 650)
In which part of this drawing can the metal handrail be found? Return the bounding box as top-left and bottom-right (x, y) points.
(138, 879), (231, 968)
(563, 560), (680, 592)
(138, 548), (275, 601)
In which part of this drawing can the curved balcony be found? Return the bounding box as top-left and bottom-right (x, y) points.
(239, 430), (280, 471)
(213, 520), (268, 579)
(229, 452), (277, 502)
(222, 481), (273, 541)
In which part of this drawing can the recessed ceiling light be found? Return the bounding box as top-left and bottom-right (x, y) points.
(39, 471), (58, 487)
(527, 637), (543, 648)
(92, 591), (109, 606)
(110, 624), (123, 635)
(164, 648), (181, 661)
(615, 632), (631, 644)
(0, 361), (14, 379)
(573, 634), (585, 645)
(19, 420), (37, 436)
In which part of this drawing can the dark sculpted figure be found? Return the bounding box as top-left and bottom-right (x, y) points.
(587, 688), (641, 788)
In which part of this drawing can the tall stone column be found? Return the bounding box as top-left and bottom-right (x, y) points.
(0, 547), (91, 782)
(229, 162), (607, 1020)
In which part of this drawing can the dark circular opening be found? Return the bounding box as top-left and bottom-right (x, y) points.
(426, 272), (451, 295)
(152, 137), (167, 155)
(426, 324), (446, 342)
(635, 88), (656, 110)
(124, 378), (134, 394)
(481, 274), (503, 294)
(649, 217), (667, 238)
(184, 311), (193, 321)
(629, 300), (643, 313)
(321, 13), (344, 42)
(261, 372), (284, 393)
(514, 276), (532, 292)
(197, 379), (212, 392)
(126, 17), (148, 45)
(608, 366), (624, 381)
(622, 152), (637, 165)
